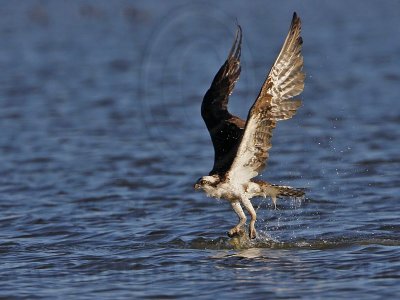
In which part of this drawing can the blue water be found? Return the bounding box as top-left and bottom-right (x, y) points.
(1, 1), (400, 299)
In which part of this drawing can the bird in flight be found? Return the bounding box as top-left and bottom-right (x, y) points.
(194, 13), (305, 239)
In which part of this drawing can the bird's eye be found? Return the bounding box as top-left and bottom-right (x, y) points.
(200, 180), (207, 185)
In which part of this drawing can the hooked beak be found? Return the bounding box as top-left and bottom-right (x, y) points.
(194, 183), (201, 190)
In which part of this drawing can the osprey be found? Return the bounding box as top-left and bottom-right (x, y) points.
(194, 13), (305, 239)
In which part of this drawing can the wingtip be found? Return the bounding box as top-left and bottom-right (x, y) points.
(289, 12), (301, 36)
(228, 23), (242, 59)
(234, 18), (242, 31)
(237, 24), (242, 37)
(292, 12), (301, 24)
(235, 23), (242, 41)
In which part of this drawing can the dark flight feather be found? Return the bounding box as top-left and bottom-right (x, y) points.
(201, 25), (245, 175)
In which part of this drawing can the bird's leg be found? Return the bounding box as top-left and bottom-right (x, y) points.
(227, 201), (246, 238)
(271, 195), (278, 210)
(241, 197), (257, 239)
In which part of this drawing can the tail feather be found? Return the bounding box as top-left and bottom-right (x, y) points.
(271, 184), (305, 198)
(250, 180), (305, 209)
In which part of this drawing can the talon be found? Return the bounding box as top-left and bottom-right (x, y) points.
(227, 227), (244, 238)
(249, 227), (257, 239)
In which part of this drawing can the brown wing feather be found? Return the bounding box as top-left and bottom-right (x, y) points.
(228, 12), (304, 183)
(201, 26), (246, 175)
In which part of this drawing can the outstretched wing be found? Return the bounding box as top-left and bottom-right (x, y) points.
(201, 25), (246, 175)
(228, 12), (304, 184)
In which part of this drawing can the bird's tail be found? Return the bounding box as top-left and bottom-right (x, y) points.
(271, 184), (305, 198)
(250, 180), (305, 209)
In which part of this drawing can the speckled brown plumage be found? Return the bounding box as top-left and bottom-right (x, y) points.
(228, 12), (304, 183)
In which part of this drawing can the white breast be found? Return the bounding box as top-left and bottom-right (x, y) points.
(204, 181), (243, 201)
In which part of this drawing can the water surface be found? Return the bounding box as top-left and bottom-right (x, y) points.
(0, 1), (399, 299)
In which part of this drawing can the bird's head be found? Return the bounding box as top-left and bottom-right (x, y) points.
(194, 175), (220, 191)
